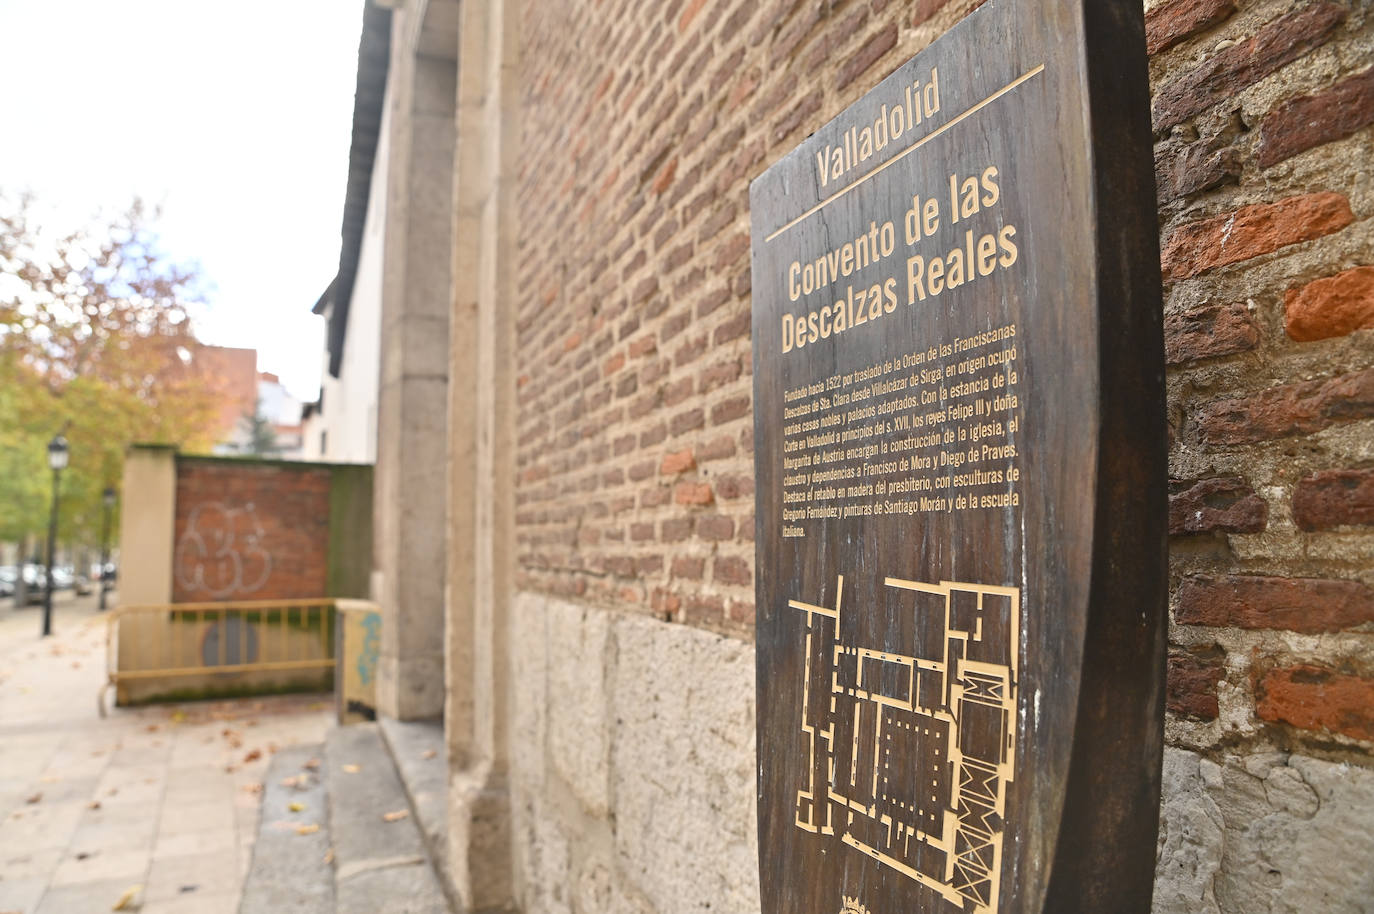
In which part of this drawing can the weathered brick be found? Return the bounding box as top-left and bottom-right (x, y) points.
(1167, 647), (1224, 720)
(602, 554), (636, 577)
(711, 394), (752, 425)
(911, 0), (948, 27)
(696, 514), (736, 541)
(641, 484), (672, 508)
(699, 358), (743, 394)
(640, 422), (668, 449)
(1145, 0), (1237, 56)
(674, 333), (711, 368)
(1164, 302), (1259, 365)
(660, 449), (696, 475)
(650, 587), (681, 618)
(712, 310), (751, 346)
(713, 555), (752, 587)
(675, 481), (714, 505)
(1168, 477), (1268, 534)
(697, 434), (737, 462)
(772, 88), (823, 142)
(1154, 135), (1243, 203)
(627, 459), (657, 482)
(715, 474), (755, 500)
(1176, 574), (1374, 633)
(630, 522), (656, 542)
(683, 592), (726, 626)
(672, 556), (705, 579)
(1285, 266), (1374, 342)
(835, 23), (898, 91)
(1256, 665), (1374, 740)
(698, 202), (738, 243)
(663, 376), (694, 407)
(1160, 192), (1353, 282)
(1258, 68), (1374, 169)
(628, 335), (658, 358)
(1196, 368), (1374, 445)
(1292, 468), (1374, 531)
(661, 517), (693, 542)
(670, 407), (705, 436)
(1152, 2), (1346, 130)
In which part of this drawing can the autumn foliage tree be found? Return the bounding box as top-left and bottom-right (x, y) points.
(0, 192), (225, 552)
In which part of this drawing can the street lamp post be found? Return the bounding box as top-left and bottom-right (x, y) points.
(41, 434), (69, 638)
(99, 486), (116, 611)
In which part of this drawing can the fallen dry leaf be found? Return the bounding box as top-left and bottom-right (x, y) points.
(242, 783), (264, 795)
(243, 749), (262, 763)
(323, 847), (335, 865)
(24, 793), (41, 805)
(303, 757), (321, 770)
(88, 801), (102, 811)
(111, 884), (141, 910)
(296, 823), (320, 836)
(420, 749), (437, 760)
(342, 764), (361, 774)
(144, 724), (159, 733)
(382, 809), (409, 822)
(288, 801), (306, 813)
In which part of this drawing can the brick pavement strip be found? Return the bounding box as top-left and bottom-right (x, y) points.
(0, 594), (331, 914)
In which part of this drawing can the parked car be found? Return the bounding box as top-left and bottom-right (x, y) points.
(0, 566), (15, 598)
(21, 564), (46, 590)
(50, 566), (74, 591)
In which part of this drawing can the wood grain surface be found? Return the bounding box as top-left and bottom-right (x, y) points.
(748, 1), (1165, 912)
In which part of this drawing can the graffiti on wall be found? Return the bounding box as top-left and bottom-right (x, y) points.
(174, 502), (273, 599)
(356, 611), (381, 686)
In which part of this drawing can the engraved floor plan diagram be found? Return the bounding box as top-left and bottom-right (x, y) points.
(789, 576), (1019, 913)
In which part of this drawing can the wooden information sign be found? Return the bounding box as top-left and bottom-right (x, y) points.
(749, 2), (1166, 913)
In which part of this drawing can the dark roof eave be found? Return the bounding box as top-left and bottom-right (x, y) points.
(323, 0), (393, 378)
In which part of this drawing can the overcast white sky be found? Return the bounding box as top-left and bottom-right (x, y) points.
(0, 0), (364, 399)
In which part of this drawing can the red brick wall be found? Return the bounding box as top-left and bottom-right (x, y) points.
(512, 0), (1373, 755)
(172, 459), (331, 602)
(1149, 0), (1374, 756)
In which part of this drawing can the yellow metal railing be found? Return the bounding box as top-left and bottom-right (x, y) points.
(106, 598), (343, 690)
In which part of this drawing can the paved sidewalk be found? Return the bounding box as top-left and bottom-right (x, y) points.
(0, 595), (332, 914)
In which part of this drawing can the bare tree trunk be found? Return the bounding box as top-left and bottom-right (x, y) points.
(13, 533), (32, 608)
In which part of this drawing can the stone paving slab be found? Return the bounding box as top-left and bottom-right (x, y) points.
(325, 724), (448, 914)
(377, 716), (447, 861)
(0, 595), (332, 914)
(238, 745), (334, 914)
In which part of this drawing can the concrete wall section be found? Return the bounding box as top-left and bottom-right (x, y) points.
(373, 0), (456, 722)
(509, 591), (759, 914)
(327, 465), (375, 600)
(1154, 747), (1374, 914)
(118, 445), (176, 606)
